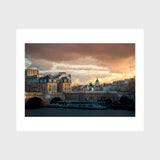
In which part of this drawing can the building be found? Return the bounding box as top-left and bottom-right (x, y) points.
(25, 69), (39, 77)
(78, 79), (102, 92)
(72, 85), (82, 92)
(103, 83), (112, 92)
(88, 82), (94, 91)
(57, 77), (72, 92)
(39, 74), (57, 94)
(25, 69), (73, 94)
(94, 78), (101, 91)
(25, 74), (57, 94)
(95, 78), (100, 86)
(82, 85), (89, 92)
(25, 75), (39, 92)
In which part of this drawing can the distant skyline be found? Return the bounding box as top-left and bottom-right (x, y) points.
(25, 43), (135, 85)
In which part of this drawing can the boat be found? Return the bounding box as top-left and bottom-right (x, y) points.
(47, 100), (107, 110)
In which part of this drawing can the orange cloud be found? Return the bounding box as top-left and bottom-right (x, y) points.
(25, 43), (135, 84)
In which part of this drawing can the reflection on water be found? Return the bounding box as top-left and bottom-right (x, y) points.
(25, 107), (135, 117)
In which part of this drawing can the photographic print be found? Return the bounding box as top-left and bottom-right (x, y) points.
(16, 29), (143, 131)
(25, 43), (135, 117)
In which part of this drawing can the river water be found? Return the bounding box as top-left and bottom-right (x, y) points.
(25, 107), (135, 117)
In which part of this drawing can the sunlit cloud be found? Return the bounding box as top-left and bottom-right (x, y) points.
(25, 43), (135, 85)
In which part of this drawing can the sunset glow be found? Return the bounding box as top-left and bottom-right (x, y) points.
(25, 43), (135, 85)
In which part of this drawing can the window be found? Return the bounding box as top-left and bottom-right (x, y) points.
(49, 85), (51, 91)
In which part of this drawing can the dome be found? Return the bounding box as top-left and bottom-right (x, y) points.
(96, 78), (99, 83)
(95, 78), (100, 85)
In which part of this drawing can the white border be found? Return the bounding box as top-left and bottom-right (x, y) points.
(16, 29), (144, 131)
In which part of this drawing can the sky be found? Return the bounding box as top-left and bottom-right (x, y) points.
(25, 43), (135, 86)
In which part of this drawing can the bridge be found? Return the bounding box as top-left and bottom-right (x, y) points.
(25, 92), (65, 108)
(25, 91), (123, 108)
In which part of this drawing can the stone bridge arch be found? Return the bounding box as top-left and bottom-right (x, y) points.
(25, 96), (48, 108)
(50, 97), (63, 104)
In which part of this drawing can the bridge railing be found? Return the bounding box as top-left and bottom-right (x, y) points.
(25, 92), (44, 96)
(25, 92), (65, 98)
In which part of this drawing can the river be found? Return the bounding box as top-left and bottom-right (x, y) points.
(25, 107), (135, 117)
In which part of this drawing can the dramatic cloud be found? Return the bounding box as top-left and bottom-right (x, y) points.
(25, 43), (135, 84)
(25, 58), (53, 70)
(55, 65), (109, 72)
